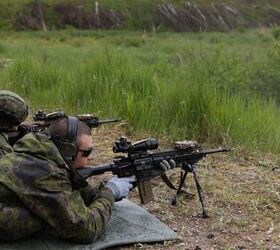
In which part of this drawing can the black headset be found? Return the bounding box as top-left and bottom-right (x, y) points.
(54, 116), (89, 189)
(66, 116), (79, 142)
(54, 116), (79, 163)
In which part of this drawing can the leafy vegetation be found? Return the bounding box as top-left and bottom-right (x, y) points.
(0, 29), (280, 152)
(0, 0), (279, 31)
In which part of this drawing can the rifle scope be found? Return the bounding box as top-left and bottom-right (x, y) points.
(34, 110), (66, 121)
(113, 137), (158, 153)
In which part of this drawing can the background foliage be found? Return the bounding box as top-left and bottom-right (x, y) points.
(0, 0), (279, 31)
(0, 29), (280, 152)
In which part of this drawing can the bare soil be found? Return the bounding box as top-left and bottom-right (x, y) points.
(89, 126), (280, 250)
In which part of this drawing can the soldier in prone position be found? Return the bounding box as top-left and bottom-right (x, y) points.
(0, 116), (134, 243)
(0, 90), (28, 157)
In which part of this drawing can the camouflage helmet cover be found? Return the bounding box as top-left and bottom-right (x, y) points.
(0, 90), (28, 127)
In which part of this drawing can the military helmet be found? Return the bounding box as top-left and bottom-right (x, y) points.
(0, 90), (28, 128)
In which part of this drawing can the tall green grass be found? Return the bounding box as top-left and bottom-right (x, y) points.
(1, 30), (280, 153)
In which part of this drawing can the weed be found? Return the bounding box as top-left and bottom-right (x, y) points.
(0, 43), (5, 54)
(59, 36), (66, 42)
(1, 30), (280, 153)
(228, 217), (248, 230)
(272, 26), (280, 40)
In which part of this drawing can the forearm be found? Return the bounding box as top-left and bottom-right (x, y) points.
(79, 187), (115, 243)
(58, 187), (114, 243)
(36, 188), (115, 244)
(79, 180), (106, 206)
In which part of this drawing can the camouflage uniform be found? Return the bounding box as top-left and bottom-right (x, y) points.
(0, 132), (115, 243)
(0, 132), (12, 158)
(0, 90), (29, 158)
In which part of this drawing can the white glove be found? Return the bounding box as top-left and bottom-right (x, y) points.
(105, 176), (135, 200)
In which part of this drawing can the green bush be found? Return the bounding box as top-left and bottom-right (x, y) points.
(272, 26), (280, 40)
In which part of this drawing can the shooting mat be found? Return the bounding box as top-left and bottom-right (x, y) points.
(0, 199), (179, 250)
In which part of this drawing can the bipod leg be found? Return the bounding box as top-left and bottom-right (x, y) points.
(171, 170), (188, 205)
(190, 164), (208, 218)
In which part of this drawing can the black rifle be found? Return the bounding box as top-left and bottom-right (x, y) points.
(78, 137), (231, 218)
(7, 110), (120, 145)
(33, 110), (120, 128)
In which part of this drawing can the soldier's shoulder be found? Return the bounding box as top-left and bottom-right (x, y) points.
(0, 132), (13, 157)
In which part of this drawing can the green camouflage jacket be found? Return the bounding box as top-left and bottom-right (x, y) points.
(0, 132), (13, 158)
(0, 132), (115, 243)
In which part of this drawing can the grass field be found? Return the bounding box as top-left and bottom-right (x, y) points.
(0, 28), (280, 153)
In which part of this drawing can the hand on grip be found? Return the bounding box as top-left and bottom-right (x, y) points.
(105, 176), (135, 200)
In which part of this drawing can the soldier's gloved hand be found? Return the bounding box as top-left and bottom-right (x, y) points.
(105, 176), (135, 200)
(159, 159), (176, 171)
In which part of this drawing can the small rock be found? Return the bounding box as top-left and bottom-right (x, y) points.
(245, 237), (252, 242)
(135, 242), (143, 248)
(207, 233), (214, 239)
(237, 246), (246, 250)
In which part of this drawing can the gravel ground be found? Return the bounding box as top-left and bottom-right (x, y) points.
(88, 126), (280, 250)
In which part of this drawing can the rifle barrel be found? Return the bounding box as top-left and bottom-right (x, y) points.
(78, 164), (113, 178)
(99, 119), (120, 124)
(202, 147), (231, 154)
(85, 118), (120, 128)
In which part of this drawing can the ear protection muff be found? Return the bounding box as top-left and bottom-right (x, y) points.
(52, 116), (89, 190)
(53, 116), (79, 163)
(66, 116), (78, 142)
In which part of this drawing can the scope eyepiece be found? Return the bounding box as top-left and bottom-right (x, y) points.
(113, 137), (158, 153)
(33, 110), (46, 121)
(34, 110), (66, 121)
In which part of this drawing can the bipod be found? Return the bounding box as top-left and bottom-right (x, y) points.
(172, 163), (208, 218)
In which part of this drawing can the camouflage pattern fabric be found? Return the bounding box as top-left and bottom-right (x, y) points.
(0, 132), (115, 243)
(0, 132), (13, 158)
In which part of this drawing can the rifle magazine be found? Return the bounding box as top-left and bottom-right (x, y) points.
(138, 180), (154, 204)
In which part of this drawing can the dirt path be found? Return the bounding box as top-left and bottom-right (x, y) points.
(89, 126), (280, 250)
